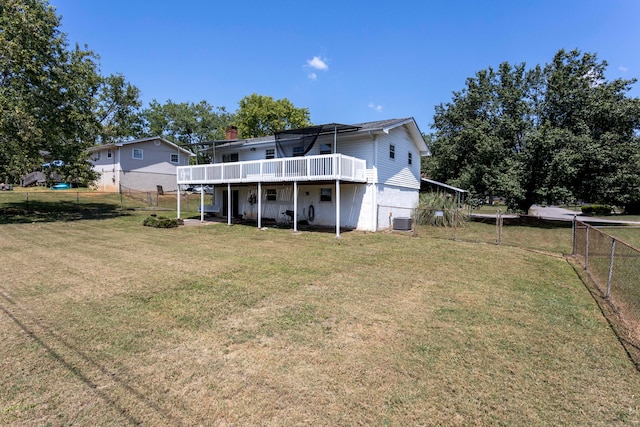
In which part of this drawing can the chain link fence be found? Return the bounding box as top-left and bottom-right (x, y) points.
(385, 206), (573, 254)
(573, 221), (640, 361)
(0, 189), (185, 213)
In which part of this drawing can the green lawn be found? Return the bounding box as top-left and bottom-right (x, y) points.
(1, 195), (639, 425)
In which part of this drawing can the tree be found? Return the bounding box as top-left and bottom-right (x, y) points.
(234, 93), (311, 138)
(0, 0), (101, 184)
(94, 73), (143, 144)
(428, 49), (640, 213)
(140, 99), (234, 161)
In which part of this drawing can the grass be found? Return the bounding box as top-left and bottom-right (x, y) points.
(596, 226), (640, 249)
(1, 194), (640, 425)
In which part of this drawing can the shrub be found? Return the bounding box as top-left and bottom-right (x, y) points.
(417, 192), (466, 227)
(581, 205), (612, 216)
(142, 216), (182, 228)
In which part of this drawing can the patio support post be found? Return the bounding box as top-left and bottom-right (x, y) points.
(227, 182), (232, 226)
(200, 187), (205, 222)
(336, 179), (341, 238)
(257, 182), (262, 229)
(177, 184), (181, 219)
(293, 181), (298, 232)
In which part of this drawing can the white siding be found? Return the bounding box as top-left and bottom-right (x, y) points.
(375, 184), (419, 230)
(375, 127), (421, 190)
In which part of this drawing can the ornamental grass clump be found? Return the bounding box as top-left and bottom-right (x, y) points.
(417, 192), (466, 227)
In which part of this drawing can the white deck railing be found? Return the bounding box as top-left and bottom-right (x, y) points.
(177, 154), (367, 185)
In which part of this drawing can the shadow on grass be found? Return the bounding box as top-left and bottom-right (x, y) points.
(470, 215), (574, 229)
(0, 201), (131, 224)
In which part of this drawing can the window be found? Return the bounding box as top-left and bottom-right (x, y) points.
(132, 148), (143, 159)
(292, 146), (305, 157)
(320, 188), (332, 202)
(408, 152), (412, 165)
(266, 189), (277, 201)
(320, 143), (332, 154)
(170, 153), (179, 163)
(222, 153), (238, 163)
(266, 148), (275, 159)
(94, 151), (101, 161)
(389, 144), (395, 159)
(107, 149), (112, 159)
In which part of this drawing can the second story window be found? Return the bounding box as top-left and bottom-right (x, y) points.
(107, 149), (112, 159)
(266, 149), (275, 159)
(408, 152), (412, 165)
(389, 144), (395, 160)
(171, 153), (179, 163)
(132, 148), (143, 160)
(292, 146), (304, 157)
(320, 143), (332, 154)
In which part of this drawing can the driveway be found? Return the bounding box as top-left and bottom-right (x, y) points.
(529, 205), (640, 224)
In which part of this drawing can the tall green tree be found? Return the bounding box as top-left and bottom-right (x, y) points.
(140, 99), (233, 146)
(95, 73), (143, 144)
(0, 0), (101, 184)
(428, 49), (640, 212)
(234, 93), (311, 138)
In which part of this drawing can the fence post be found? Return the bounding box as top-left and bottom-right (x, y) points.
(585, 226), (590, 271)
(496, 209), (502, 245)
(413, 207), (418, 238)
(572, 215), (577, 255)
(606, 239), (616, 299)
(453, 208), (457, 240)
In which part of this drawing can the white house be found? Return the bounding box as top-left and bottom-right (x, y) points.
(176, 118), (429, 236)
(88, 137), (194, 192)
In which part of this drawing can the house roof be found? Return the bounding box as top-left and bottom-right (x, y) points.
(87, 136), (195, 156)
(205, 117), (429, 154)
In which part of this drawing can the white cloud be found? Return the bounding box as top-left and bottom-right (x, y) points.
(619, 65), (629, 72)
(306, 56), (329, 71)
(368, 102), (383, 113)
(308, 72), (317, 81)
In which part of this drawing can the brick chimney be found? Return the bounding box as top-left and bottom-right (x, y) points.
(225, 126), (238, 140)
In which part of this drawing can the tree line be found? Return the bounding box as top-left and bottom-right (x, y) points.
(426, 49), (640, 213)
(0, 0), (310, 185)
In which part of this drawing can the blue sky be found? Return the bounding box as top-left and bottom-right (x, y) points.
(52, 0), (640, 134)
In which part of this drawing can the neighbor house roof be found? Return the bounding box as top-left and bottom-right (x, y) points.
(87, 136), (195, 156)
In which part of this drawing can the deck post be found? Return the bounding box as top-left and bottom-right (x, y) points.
(336, 179), (341, 238)
(177, 184), (181, 219)
(293, 181), (298, 232)
(227, 182), (232, 226)
(200, 187), (205, 222)
(257, 182), (262, 229)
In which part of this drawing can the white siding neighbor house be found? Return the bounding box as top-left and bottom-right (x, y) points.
(88, 137), (194, 192)
(176, 118), (429, 236)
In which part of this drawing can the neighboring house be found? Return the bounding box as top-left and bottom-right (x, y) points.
(88, 137), (194, 192)
(176, 118), (429, 235)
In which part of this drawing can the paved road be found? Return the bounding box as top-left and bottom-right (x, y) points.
(529, 205), (640, 224)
